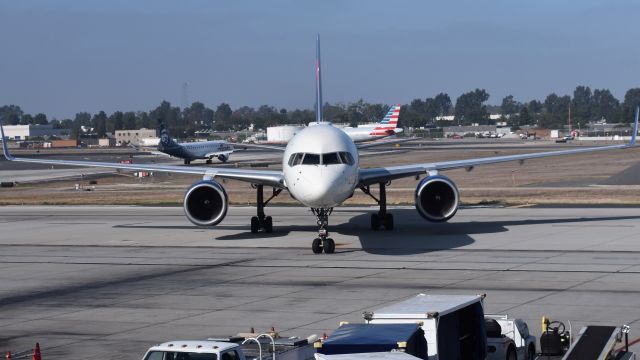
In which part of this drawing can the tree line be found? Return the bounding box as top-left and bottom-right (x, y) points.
(2, 85), (640, 138)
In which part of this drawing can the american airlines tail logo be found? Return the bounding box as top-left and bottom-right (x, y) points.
(370, 104), (401, 135)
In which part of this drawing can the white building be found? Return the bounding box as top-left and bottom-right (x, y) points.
(1, 124), (62, 140)
(115, 128), (157, 146)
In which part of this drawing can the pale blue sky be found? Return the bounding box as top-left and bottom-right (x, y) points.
(1, 0), (639, 118)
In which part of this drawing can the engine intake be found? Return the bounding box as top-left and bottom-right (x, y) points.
(415, 175), (459, 222)
(184, 180), (228, 226)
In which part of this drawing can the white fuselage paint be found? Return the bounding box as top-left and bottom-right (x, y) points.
(341, 127), (390, 142)
(283, 124), (359, 208)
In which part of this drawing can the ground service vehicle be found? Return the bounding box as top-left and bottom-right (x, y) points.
(485, 315), (536, 360)
(141, 339), (315, 360)
(316, 323), (428, 359)
(363, 294), (487, 360)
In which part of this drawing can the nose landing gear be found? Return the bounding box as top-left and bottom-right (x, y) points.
(311, 208), (335, 254)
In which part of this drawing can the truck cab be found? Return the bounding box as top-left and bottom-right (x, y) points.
(142, 341), (244, 360)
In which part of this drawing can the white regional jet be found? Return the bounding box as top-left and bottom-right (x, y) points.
(1, 35), (639, 254)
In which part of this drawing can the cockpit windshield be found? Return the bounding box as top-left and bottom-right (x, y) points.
(287, 152), (354, 167)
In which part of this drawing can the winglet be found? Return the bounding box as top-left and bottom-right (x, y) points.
(630, 105), (639, 146)
(0, 117), (15, 161)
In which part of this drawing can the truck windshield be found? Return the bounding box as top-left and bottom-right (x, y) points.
(145, 351), (218, 360)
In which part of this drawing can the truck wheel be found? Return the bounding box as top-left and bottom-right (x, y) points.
(506, 346), (517, 360)
(527, 345), (535, 360)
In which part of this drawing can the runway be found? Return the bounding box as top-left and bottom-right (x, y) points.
(1, 205), (640, 358)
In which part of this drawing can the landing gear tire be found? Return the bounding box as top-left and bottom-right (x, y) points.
(323, 238), (335, 254)
(384, 214), (394, 230)
(250, 215), (272, 233)
(206, 159), (212, 164)
(265, 216), (273, 233)
(371, 214), (380, 231)
(184, 159), (191, 165)
(371, 213), (394, 230)
(312, 238), (323, 254)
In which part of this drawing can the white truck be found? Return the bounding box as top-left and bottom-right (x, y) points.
(362, 294), (487, 360)
(141, 338), (316, 360)
(485, 314), (536, 360)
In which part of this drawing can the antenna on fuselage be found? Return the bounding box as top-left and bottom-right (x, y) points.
(315, 34), (323, 124)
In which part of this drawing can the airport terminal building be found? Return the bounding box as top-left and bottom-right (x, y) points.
(2, 124), (62, 140)
(115, 128), (157, 146)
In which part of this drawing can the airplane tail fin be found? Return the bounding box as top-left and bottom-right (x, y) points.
(158, 122), (175, 149)
(377, 104), (401, 129)
(630, 105), (639, 146)
(0, 116), (15, 161)
(315, 34), (323, 124)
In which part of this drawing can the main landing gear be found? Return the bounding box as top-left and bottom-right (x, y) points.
(250, 184), (282, 233)
(184, 159), (191, 165)
(360, 182), (394, 231)
(311, 208), (335, 254)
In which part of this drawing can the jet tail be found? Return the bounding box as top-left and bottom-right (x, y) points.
(630, 105), (639, 147)
(315, 34), (323, 124)
(377, 104), (401, 129)
(158, 122), (176, 150)
(0, 116), (15, 161)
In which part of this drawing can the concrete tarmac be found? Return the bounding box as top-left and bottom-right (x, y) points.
(1, 205), (640, 358)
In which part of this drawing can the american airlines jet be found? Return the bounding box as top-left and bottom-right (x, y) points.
(1, 35), (638, 254)
(341, 104), (401, 142)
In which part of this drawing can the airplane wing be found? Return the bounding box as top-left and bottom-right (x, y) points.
(358, 107), (639, 186)
(0, 123), (285, 188)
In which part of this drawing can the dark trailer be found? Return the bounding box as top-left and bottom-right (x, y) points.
(317, 323), (428, 360)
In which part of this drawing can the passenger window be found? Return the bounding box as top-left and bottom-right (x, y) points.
(338, 152), (354, 165)
(302, 153), (320, 165)
(323, 152), (341, 165)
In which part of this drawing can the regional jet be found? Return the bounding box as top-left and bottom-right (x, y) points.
(1, 35), (638, 254)
(157, 123), (234, 164)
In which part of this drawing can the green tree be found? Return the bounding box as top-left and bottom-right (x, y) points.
(501, 95), (521, 115)
(214, 103), (233, 131)
(92, 111), (108, 136)
(454, 89), (490, 125)
(0, 105), (23, 125)
(572, 85), (592, 127)
(591, 89), (620, 123)
(621, 88), (640, 123)
(122, 112), (137, 130)
(108, 111), (124, 133)
(34, 113), (48, 125)
(19, 114), (34, 125)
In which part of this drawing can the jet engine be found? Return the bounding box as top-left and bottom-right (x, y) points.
(218, 154), (229, 162)
(415, 175), (459, 222)
(183, 180), (228, 226)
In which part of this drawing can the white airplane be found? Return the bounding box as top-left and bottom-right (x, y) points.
(340, 104), (401, 142)
(1, 35), (638, 254)
(157, 123), (234, 164)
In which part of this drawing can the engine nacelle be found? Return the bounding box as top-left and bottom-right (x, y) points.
(183, 180), (228, 226)
(415, 175), (459, 222)
(218, 154), (229, 162)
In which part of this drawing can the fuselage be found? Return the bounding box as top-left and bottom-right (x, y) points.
(341, 126), (395, 142)
(283, 124), (359, 208)
(159, 140), (233, 160)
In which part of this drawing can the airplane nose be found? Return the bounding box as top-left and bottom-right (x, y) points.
(298, 168), (344, 207)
